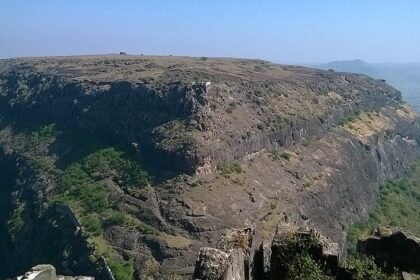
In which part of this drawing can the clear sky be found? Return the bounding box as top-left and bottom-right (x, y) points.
(1, 0), (420, 63)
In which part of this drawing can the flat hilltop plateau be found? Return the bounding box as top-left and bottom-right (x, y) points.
(0, 55), (419, 279)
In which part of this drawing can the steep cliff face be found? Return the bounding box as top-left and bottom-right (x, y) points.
(0, 55), (418, 279)
(158, 105), (420, 277)
(0, 56), (401, 174)
(0, 149), (111, 279)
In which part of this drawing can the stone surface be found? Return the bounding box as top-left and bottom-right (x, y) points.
(268, 226), (340, 279)
(193, 227), (254, 280)
(16, 265), (94, 280)
(358, 227), (420, 274)
(402, 272), (414, 280)
(192, 248), (248, 280)
(192, 247), (231, 280)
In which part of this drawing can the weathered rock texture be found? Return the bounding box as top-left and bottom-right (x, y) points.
(269, 226), (339, 279)
(0, 56), (402, 173)
(16, 264), (94, 280)
(194, 226), (420, 279)
(193, 228), (253, 280)
(0, 55), (419, 279)
(193, 225), (340, 279)
(358, 227), (420, 274)
(192, 247), (248, 280)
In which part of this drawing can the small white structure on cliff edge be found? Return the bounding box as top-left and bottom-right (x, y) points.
(205, 82), (211, 94)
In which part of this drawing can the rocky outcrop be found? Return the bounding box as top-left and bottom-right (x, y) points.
(193, 248), (248, 280)
(358, 227), (420, 274)
(268, 226), (339, 279)
(193, 226), (340, 279)
(195, 226), (420, 280)
(16, 264), (93, 280)
(193, 228), (253, 280)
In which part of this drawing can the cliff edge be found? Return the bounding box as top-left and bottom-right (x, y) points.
(0, 55), (419, 279)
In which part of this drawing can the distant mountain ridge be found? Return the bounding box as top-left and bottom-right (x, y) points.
(315, 60), (420, 110)
(321, 59), (374, 74)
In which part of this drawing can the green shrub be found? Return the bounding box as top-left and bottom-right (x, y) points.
(269, 149), (280, 160)
(81, 148), (151, 187)
(280, 152), (291, 160)
(226, 102), (236, 113)
(347, 162), (420, 254)
(8, 204), (26, 235)
(347, 223), (366, 256)
(231, 163), (243, 173)
(287, 252), (334, 280)
(103, 210), (157, 233)
(82, 148), (122, 178)
(58, 163), (91, 192)
(104, 211), (127, 226)
(218, 162), (243, 178)
(107, 257), (134, 280)
(346, 256), (386, 280)
(119, 161), (150, 187)
(57, 164), (109, 213)
(136, 222), (159, 235)
(82, 214), (103, 236)
(339, 112), (359, 126)
(56, 147), (150, 213)
(14, 124), (158, 280)
(28, 124), (58, 146)
(274, 234), (333, 280)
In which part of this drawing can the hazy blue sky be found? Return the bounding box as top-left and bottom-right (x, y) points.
(1, 0), (420, 63)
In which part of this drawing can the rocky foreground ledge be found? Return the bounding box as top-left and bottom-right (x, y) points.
(192, 225), (420, 280)
(16, 264), (93, 280)
(358, 227), (420, 275)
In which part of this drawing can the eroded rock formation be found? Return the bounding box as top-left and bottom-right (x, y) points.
(0, 55), (419, 279)
(16, 264), (93, 280)
(358, 227), (420, 274)
(268, 226), (339, 279)
(193, 226), (420, 279)
(193, 228), (253, 280)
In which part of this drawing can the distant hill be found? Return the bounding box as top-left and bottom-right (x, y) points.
(320, 59), (376, 75)
(315, 60), (420, 110)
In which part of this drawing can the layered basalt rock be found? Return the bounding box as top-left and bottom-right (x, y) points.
(0, 56), (419, 279)
(269, 226), (339, 279)
(193, 226), (339, 280)
(0, 56), (402, 174)
(193, 228), (254, 280)
(358, 227), (420, 274)
(194, 226), (420, 279)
